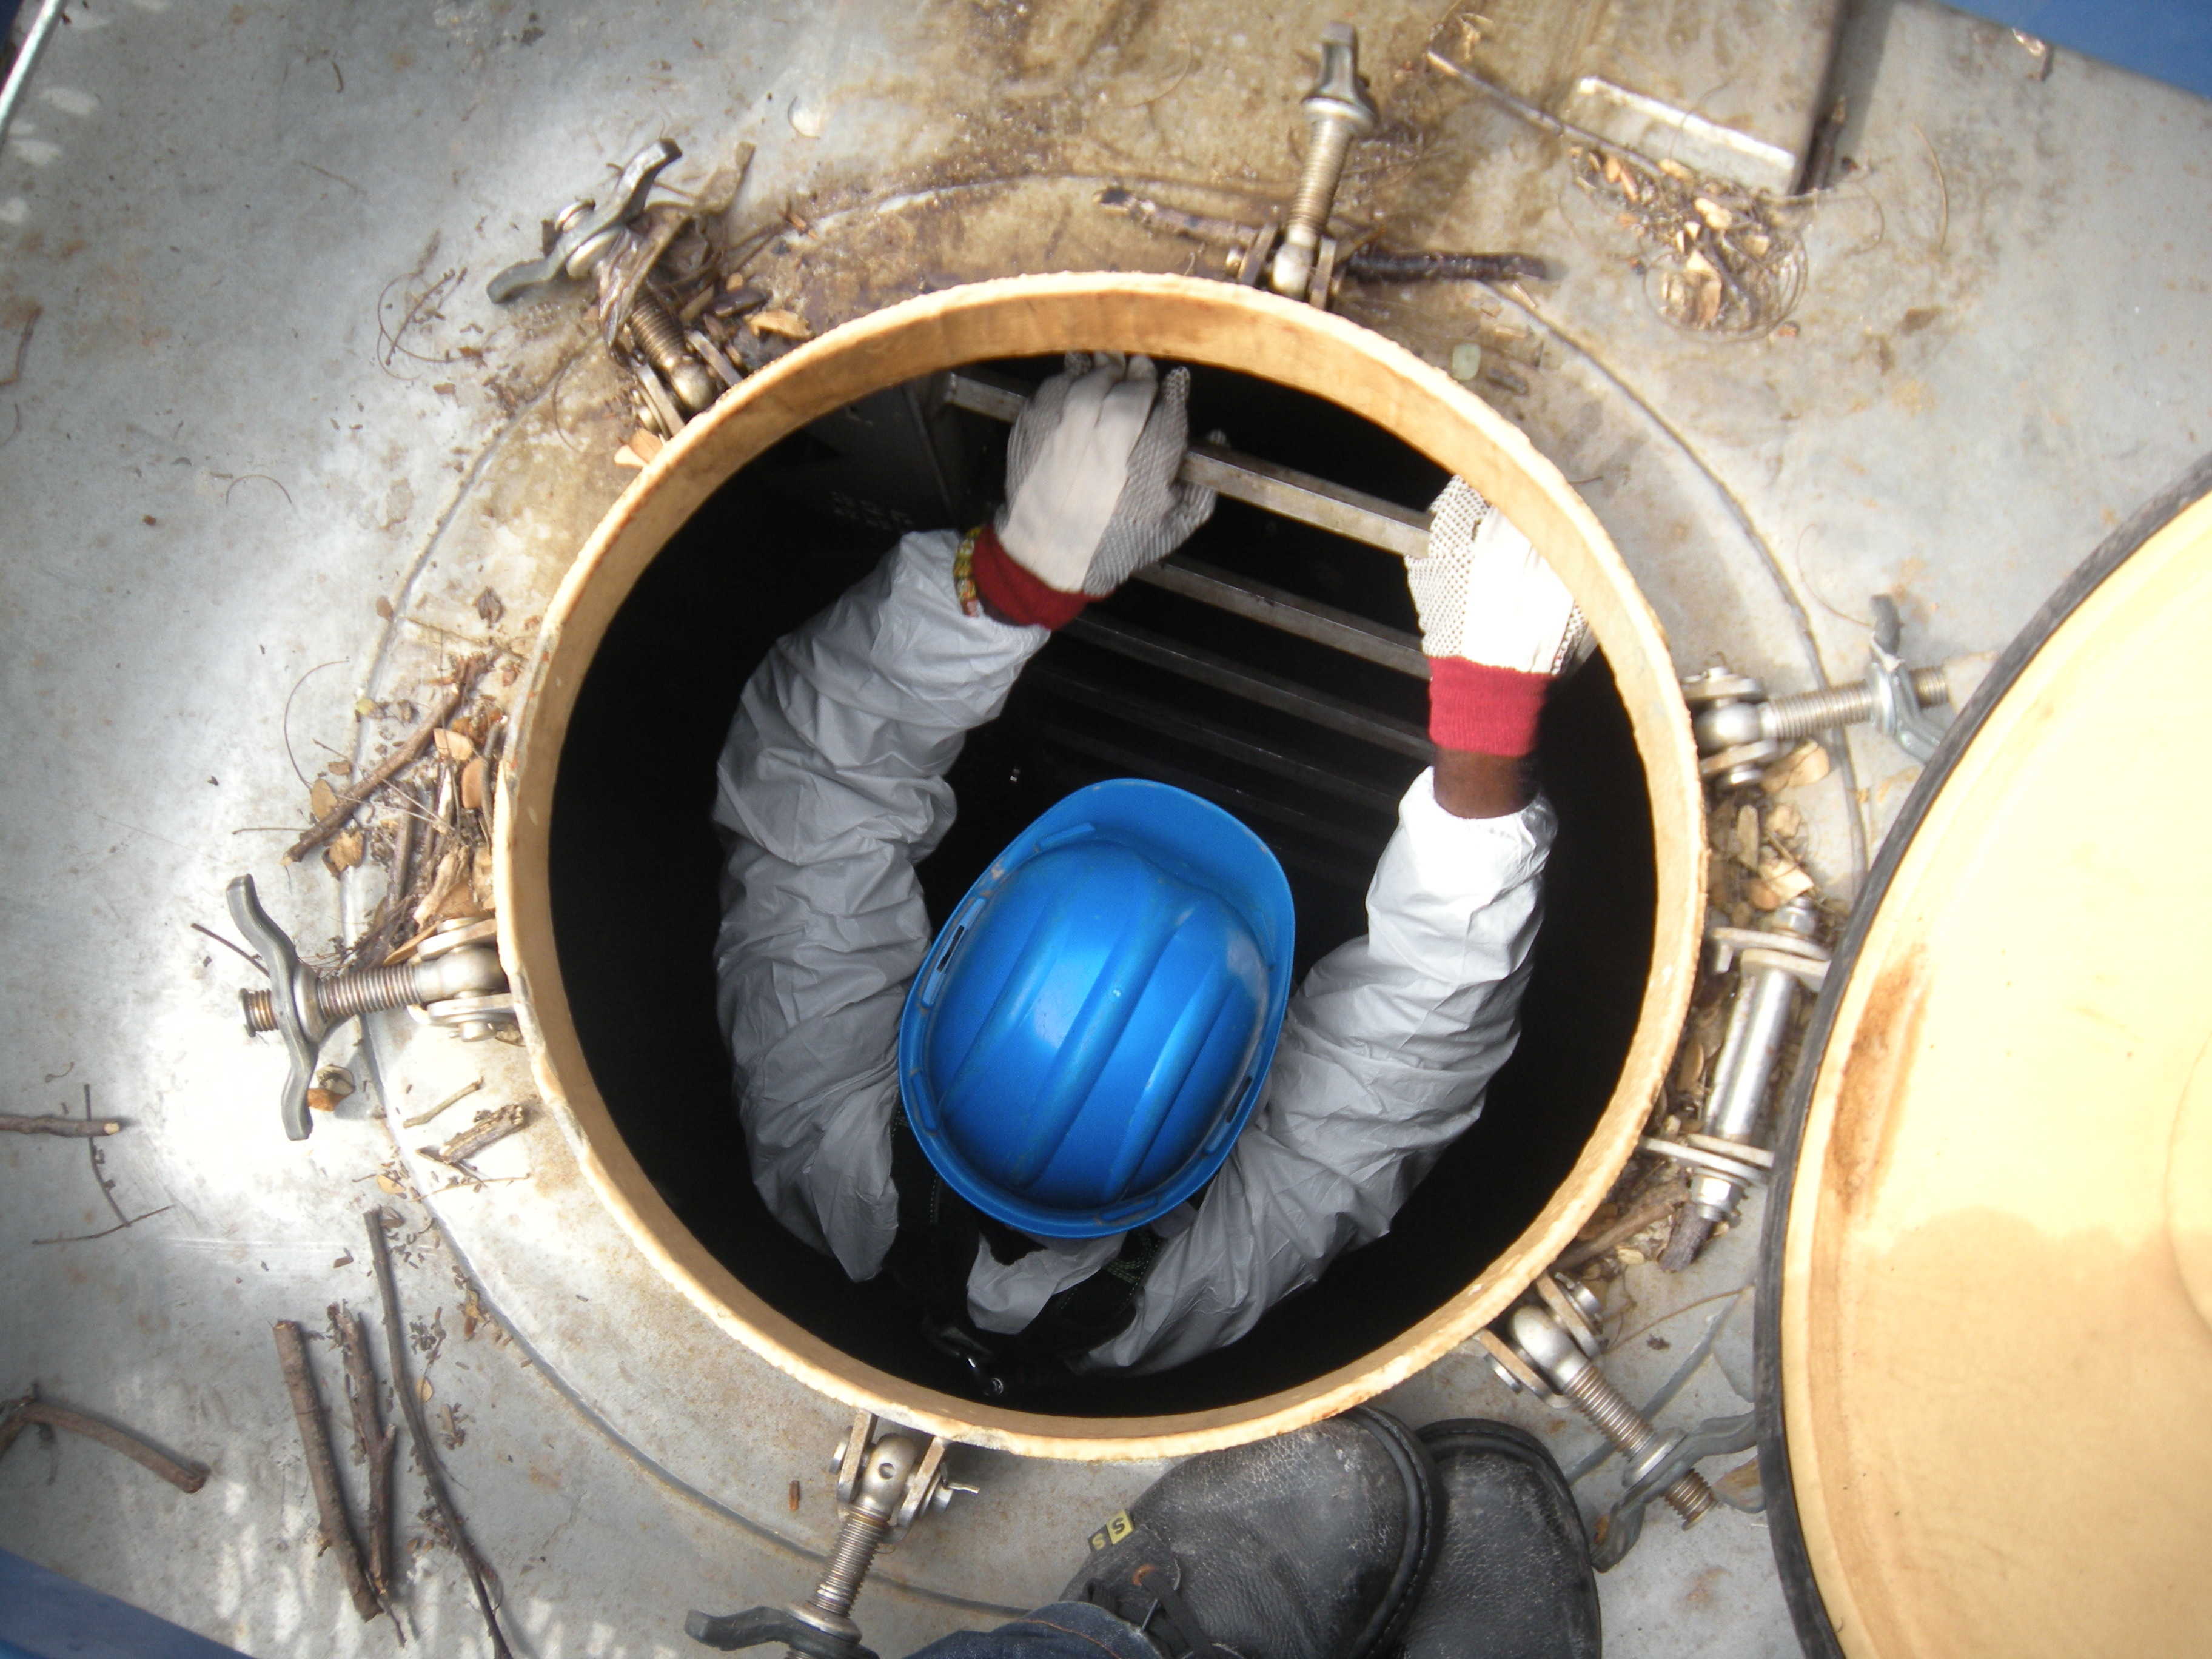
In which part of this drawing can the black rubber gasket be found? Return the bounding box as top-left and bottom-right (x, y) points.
(1754, 451), (2212, 1656)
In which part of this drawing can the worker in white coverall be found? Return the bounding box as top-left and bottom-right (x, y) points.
(711, 354), (1587, 1387)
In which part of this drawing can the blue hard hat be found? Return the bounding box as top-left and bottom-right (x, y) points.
(897, 779), (1296, 1240)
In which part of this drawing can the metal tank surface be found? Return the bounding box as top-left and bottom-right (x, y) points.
(5, 0), (2210, 1654)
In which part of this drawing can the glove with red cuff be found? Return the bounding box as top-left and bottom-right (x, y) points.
(967, 352), (1216, 628)
(1409, 477), (1592, 760)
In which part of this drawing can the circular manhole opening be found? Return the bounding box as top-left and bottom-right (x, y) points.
(497, 274), (1703, 1458)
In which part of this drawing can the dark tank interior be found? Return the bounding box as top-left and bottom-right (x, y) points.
(549, 358), (1655, 1414)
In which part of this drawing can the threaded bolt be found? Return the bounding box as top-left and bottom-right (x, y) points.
(243, 964), (421, 1034)
(809, 1510), (890, 1623)
(1287, 118), (1357, 236)
(627, 298), (716, 413)
(315, 962), (427, 1022)
(1561, 1367), (1715, 1525)
(1510, 1304), (1715, 1527)
(1270, 24), (1377, 298)
(1763, 666), (1949, 742)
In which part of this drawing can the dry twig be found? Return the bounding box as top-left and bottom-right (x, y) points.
(0, 303), (38, 388)
(0, 1113), (121, 1137)
(0, 1386), (209, 1492)
(30, 1085), (169, 1244)
(367, 1210), (512, 1658)
(286, 686), (463, 864)
(401, 1078), (483, 1131)
(192, 921), (265, 972)
(1559, 1178), (1690, 1271)
(330, 1303), (403, 1634)
(420, 1102), (531, 1169)
(272, 1321), (383, 1622)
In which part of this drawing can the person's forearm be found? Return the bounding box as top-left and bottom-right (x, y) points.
(1432, 746), (1532, 818)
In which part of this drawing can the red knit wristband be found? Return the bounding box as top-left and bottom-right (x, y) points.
(1427, 657), (1553, 757)
(970, 523), (1090, 630)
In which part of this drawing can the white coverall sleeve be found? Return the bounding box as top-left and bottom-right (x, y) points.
(1084, 774), (1556, 1373)
(712, 531), (1048, 1282)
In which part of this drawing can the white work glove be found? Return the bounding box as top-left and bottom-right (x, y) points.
(980, 354), (1216, 623)
(1406, 477), (1592, 755)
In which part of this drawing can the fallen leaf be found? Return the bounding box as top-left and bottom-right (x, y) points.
(1601, 152), (1625, 187)
(332, 1251), (355, 1269)
(374, 597), (394, 620)
(1658, 158), (1696, 182)
(1716, 1458), (1763, 1507)
(417, 1375), (434, 1403)
(432, 727), (476, 763)
(613, 443), (648, 470)
(1689, 272), (1721, 327)
(307, 1088), (340, 1113)
(375, 1174), (402, 1195)
(355, 697), (380, 717)
(309, 778), (340, 819)
(749, 308), (813, 341)
(460, 755), (486, 812)
(1672, 1031), (1708, 1094)
(1732, 803), (1760, 870)
(1741, 231), (1771, 258)
(324, 828), (365, 875)
(1616, 1246), (1647, 1265)
(326, 758), (354, 778)
(414, 848), (465, 929)
(1761, 739), (1831, 794)
(1694, 196), (1735, 230)
(1768, 802), (1804, 840)
(1746, 877), (1781, 910)
(1756, 850), (1817, 902)
(628, 427), (665, 463)
(469, 846), (495, 911)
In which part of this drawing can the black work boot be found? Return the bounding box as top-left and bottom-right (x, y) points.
(1398, 1419), (1601, 1658)
(1062, 1405), (1437, 1659)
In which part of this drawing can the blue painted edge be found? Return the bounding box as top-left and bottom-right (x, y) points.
(0, 1551), (256, 1659)
(1944, 1), (2212, 102)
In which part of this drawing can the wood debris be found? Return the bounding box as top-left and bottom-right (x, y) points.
(0, 1112), (122, 1137)
(329, 1302), (401, 1627)
(287, 685), (466, 865)
(0, 1384), (209, 1493)
(420, 1101), (532, 1169)
(1760, 739), (1831, 795)
(273, 1320), (383, 1622)
(748, 307), (812, 340)
(324, 827), (366, 876)
(400, 1077), (482, 1131)
(1748, 848), (1817, 910)
(307, 1070), (350, 1114)
(1567, 141), (1805, 337)
(367, 1209), (512, 1658)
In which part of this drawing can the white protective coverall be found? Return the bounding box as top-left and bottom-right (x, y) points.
(713, 528), (1554, 1374)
